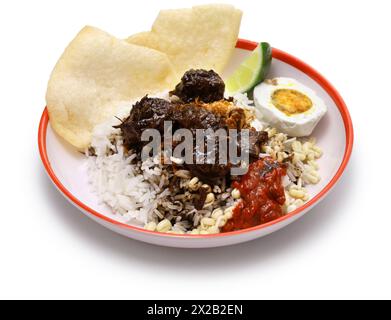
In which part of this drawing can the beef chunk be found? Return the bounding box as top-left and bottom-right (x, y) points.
(248, 130), (269, 159)
(170, 69), (225, 103)
(127, 96), (172, 128)
(115, 95), (269, 182)
(114, 96), (172, 149)
(172, 102), (225, 132)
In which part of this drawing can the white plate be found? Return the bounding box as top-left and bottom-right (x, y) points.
(38, 40), (353, 248)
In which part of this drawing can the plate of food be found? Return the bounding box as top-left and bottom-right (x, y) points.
(39, 4), (353, 248)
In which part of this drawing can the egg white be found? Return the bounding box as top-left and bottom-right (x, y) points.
(253, 77), (327, 137)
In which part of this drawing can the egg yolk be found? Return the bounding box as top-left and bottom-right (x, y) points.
(272, 89), (313, 116)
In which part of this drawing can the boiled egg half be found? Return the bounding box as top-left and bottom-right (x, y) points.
(254, 78), (327, 136)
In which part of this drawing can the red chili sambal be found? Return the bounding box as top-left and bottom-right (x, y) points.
(222, 157), (287, 232)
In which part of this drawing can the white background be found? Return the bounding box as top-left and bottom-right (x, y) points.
(0, 0), (390, 300)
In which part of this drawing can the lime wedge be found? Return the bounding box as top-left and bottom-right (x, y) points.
(226, 42), (272, 94)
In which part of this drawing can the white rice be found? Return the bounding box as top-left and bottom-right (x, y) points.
(86, 93), (170, 226)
